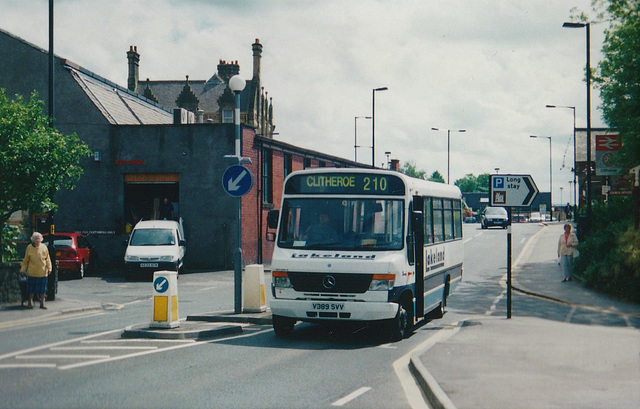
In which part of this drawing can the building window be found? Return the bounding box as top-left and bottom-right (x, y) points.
(303, 158), (311, 169)
(262, 148), (273, 204)
(222, 109), (233, 123)
(284, 154), (292, 178)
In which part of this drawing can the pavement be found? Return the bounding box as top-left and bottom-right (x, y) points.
(2, 222), (639, 408)
(410, 222), (640, 409)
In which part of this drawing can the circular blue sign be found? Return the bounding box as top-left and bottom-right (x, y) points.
(222, 165), (253, 197)
(154, 276), (169, 293)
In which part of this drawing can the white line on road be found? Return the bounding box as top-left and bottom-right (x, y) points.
(0, 329), (122, 362)
(17, 354), (110, 360)
(52, 346), (157, 351)
(331, 387), (372, 407)
(0, 363), (56, 369)
(81, 338), (195, 344)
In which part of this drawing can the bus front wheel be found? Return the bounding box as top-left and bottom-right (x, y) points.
(388, 301), (413, 341)
(273, 315), (296, 337)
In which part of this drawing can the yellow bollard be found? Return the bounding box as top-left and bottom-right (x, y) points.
(243, 264), (267, 313)
(151, 271), (179, 328)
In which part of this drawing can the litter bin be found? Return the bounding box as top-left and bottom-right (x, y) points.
(150, 270), (179, 328)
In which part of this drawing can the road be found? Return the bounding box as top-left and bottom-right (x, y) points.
(0, 223), (632, 409)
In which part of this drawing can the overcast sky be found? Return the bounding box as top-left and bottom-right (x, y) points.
(0, 0), (608, 205)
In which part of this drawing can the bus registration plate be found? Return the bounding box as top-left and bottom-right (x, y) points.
(312, 302), (345, 311)
(140, 263), (158, 268)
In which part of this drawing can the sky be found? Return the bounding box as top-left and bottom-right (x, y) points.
(0, 0), (609, 206)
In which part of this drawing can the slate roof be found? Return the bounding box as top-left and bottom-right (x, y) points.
(143, 75), (227, 113)
(69, 66), (173, 125)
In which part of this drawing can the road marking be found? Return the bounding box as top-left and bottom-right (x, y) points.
(331, 387), (372, 406)
(0, 363), (56, 369)
(0, 329), (122, 361)
(486, 289), (506, 316)
(17, 354), (111, 360)
(394, 322), (462, 409)
(81, 338), (195, 344)
(52, 346), (158, 351)
(565, 306), (577, 322)
(58, 325), (273, 371)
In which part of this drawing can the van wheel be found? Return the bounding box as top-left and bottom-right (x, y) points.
(273, 315), (296, 337)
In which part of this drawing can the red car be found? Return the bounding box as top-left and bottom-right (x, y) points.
(43, 233), (96, 279)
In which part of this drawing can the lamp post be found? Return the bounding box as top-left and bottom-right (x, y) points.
(563, 21), (592, 232)
(431, 128), (466, 184)
(530, 135), (553, 219)
(546, 104), (577, 222)
(354, 116), (371, 162)
(229, 74), (246, 314)
(372, 87), (388, 167)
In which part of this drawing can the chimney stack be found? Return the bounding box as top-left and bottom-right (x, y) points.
(252, 38), (263, 80)
(217, 60), (240, 82)
(127, 45), (140, 92)
(390, 159), (400, 172)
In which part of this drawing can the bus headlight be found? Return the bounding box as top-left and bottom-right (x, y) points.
(272, 271), (293, 288)
(369, 274), (395, 291)
(124, 255), (139, 262)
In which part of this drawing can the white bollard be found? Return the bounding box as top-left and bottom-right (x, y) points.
(243, 264), (267, 313)
(150, 271), (179, 328)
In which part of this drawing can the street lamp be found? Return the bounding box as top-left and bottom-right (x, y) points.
(563, 21), (592, 232)
(431, 128), (466, 184)
(228, 74), (246, 314)
(354, 116), (371, 162)
(546, 104), (577, 222)
(530, 135), (553, 219)
(372, 87), (388, 167)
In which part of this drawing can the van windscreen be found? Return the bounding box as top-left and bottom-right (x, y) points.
(130, 229), (175, 246)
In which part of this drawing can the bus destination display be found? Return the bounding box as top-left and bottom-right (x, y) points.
(285, 173), (405, 195)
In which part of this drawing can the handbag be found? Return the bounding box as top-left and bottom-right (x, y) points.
(573, 249), (580, 259)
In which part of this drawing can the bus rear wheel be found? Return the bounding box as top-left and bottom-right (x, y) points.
(273, 315), (296, 337)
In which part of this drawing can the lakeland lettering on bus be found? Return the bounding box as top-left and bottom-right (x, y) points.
(291, 253), (376, 260)
(426, 247), (445, 271)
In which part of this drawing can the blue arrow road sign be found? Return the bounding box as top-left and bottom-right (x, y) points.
(222, 165), (253, 197)
(154, 276), (169, 293)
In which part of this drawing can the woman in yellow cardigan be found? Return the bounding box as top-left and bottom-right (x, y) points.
(20, 232), (52, 309)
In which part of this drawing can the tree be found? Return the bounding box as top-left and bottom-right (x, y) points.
(0, 90), (90, 255)
(399, 161), (427, 180)
(428, 171), (445, 183)
(454, 173), (490, 192)
(592, 0), (640, 168)
(455, 173), (478, 192)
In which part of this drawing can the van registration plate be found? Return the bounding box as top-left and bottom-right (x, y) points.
(140, 263), (158, 268)
(312, 302), (345, 311)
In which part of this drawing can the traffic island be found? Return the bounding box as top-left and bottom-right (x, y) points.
(122, 321), (243, 340)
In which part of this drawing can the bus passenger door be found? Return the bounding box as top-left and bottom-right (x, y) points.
(411, 196), (425, 318)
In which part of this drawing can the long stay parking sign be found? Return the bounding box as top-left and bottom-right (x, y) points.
(490, 174), (538, 207)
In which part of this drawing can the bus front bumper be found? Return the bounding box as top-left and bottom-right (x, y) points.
(269, 298), (398, 322)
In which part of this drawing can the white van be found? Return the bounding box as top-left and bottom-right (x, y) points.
(124, 219), (186, 279)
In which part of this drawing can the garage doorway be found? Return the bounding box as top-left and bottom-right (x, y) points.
(124, 173), (179, 230)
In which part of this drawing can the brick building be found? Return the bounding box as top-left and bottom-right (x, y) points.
(0, 28), (368, 270)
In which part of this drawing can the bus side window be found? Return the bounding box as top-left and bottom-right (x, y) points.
(424, 197), (433, 244)
(432, 199), (444, 243)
